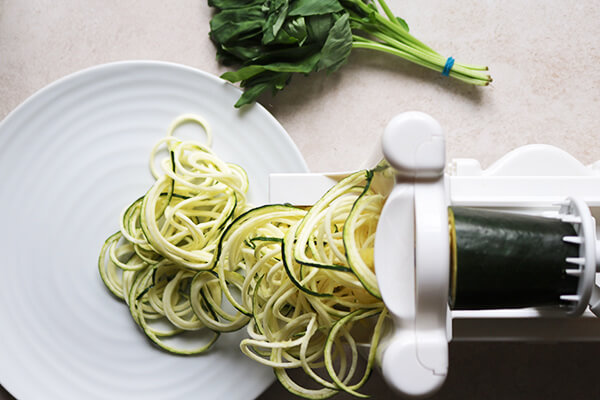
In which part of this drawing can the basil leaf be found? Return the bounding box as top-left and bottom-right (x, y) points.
(209, 6), (264, 44)
(396, 17), (409, 32)
(262, 0), (289, 44)
(317, 13), (352, 72)
(219, 44), (264, 62)
(234, 80), (272, 107)
(208, 0), (264, 9)
(222, 52), (320, 84)
(283, 16), (308, 45)
(233, 71), (292, 107)
(248, 43), (320, 63)
(306, 14), (333, 43)
(262, 52), (321, 74)
(288, 0), (343, 16)
(221, 65), (266, 83)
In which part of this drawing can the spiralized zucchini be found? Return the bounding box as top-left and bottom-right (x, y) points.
(98, 114), (392, 398)
(99, 114), (250, 353)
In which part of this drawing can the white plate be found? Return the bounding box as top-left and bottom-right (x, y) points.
(0, 61), (308, 400)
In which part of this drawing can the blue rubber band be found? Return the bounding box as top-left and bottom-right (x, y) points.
(442, 56), (455, 76)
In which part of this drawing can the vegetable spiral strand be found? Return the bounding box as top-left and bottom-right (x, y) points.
(99, 115), (391, 398)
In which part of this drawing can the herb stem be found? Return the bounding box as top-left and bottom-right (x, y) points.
(362, 31), (490, 82)
(376, 0), (399, 25)
(344, 0), (437, 54)
(351, 40), (490, 86)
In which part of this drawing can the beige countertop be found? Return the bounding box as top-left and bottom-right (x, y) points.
(2, 1), (600, 399)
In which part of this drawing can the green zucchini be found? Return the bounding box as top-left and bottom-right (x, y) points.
(449, 207), (579, 309)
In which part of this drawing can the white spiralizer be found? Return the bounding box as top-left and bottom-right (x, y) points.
(268, 112), (600, 398)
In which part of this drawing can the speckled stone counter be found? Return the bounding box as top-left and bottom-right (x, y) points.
(2, 1), (600, 399)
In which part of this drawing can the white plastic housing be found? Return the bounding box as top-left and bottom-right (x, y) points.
(375, 112), (450, 397)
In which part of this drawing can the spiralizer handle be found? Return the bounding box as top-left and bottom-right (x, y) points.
(375, 112), (451, 398)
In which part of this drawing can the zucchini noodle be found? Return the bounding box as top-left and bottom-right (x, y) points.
(99, 114), (250, 353)
(98, 115), (393, 398)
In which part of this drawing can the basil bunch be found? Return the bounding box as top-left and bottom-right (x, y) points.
(209, 0), (491, 107)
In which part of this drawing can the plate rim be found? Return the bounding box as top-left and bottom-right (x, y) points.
(0, 59), (308, 173)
